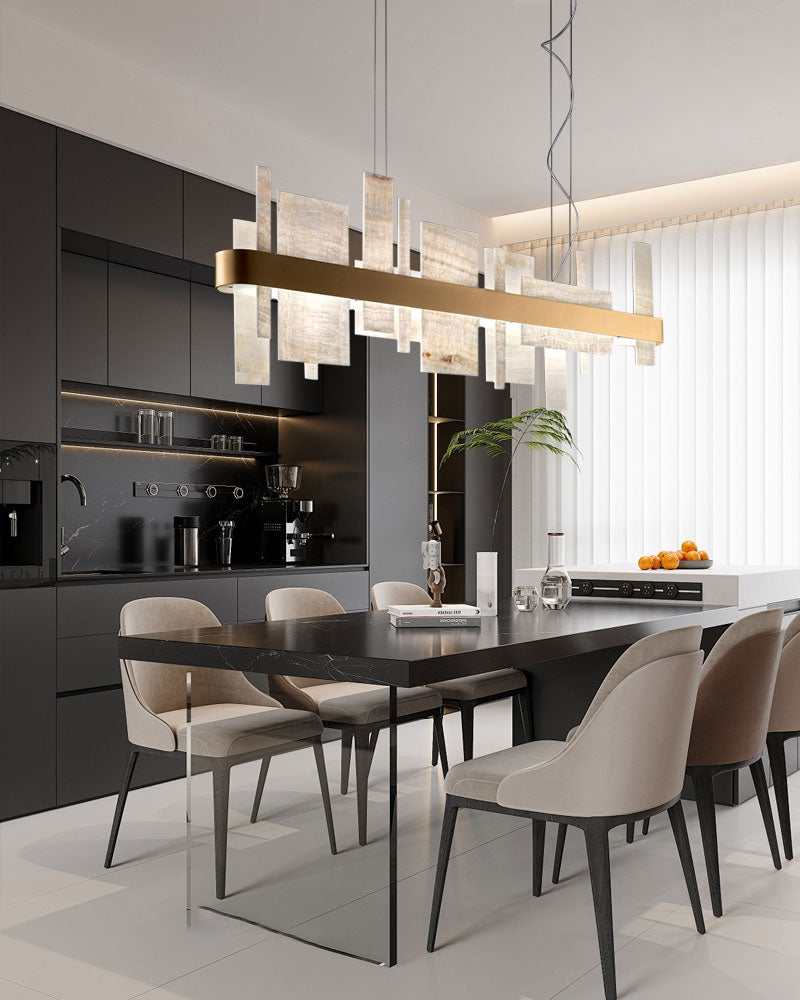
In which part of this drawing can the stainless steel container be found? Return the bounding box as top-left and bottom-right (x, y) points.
(174, 515), (200, 567)
(216, 520), (234, 566)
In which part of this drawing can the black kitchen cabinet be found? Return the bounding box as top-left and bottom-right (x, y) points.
(261, 300), (324, 413)
(0, 587), (57, 820)
(57, 688), (184, 807)
(183, 173), (255, 267)
(57, 130), (183, 257)
(108, 263), (191, 395)
(0, 109), (57, 443)
(60, 252), (108, 385)
(190, 282), (260, 405)
(368, 338), (428, 589)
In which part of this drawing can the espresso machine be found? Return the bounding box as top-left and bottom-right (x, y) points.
(260, 465), (333, 565)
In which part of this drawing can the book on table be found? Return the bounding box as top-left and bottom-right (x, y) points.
(389, 614), (482, 628)
(385, 603), (481, 618)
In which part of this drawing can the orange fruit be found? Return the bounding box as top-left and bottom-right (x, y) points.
(638, 555), (652, 570)
(662, 552), (680, 570)
(698, 550), (709, 560)
(681, 540), (697, 553)
(651, 555), (662, 569)
(684, 550), (701, 561)
(658, 550), (669, 560)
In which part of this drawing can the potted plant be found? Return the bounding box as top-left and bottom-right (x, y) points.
(440, 408), (578, 614)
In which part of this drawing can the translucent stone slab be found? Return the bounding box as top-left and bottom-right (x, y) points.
(256, 166), (271, 341)
(420, 222), (479, 375)
(633, 241), (656, 366)
(355, 172), (396, 339)
(520, 274), (614, 354)
(544, 348), (568, 412)
(232, 218), (269, 385)
(277, 192), (350, 374)
(394, 197), (419, 352)
(484, 249), (537, 388)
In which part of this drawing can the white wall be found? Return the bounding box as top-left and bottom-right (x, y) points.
(0, 5), (491, 244)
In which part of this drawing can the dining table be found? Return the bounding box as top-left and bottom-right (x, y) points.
(118, 596), (763, 966)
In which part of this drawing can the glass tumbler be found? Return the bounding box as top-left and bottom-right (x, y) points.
(137, 408), (157, 444)
(158, 410), (174, 446)
(540, 532), (572, 610)
(513, 585), (539, 612)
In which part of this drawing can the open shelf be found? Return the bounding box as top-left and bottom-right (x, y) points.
(61, 427), (275, 460)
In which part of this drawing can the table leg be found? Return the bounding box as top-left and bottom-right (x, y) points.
(388, 686), (397, 967)
(185, 671), (192, 927)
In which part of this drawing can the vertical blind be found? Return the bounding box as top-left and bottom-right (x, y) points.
(510, 203), (800, 570)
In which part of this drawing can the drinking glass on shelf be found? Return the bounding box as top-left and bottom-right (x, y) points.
(137, 408), (157, 444)
(513, 585), (539, 612)
(227, 435), (243, 452)
(210, 434), (227, 450)
(158, 410), (174, 446)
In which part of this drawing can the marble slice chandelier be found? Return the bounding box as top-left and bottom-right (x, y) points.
(216, 1), (661, 408)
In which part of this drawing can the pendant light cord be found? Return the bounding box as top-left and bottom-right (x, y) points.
(542, 0), (579, 282)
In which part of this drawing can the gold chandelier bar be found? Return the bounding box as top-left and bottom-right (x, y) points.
(216, 249), (663, 345)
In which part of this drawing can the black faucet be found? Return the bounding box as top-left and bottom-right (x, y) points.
(60, 473), (87, 557)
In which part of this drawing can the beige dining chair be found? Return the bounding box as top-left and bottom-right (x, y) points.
(254, 586), (448, 845)
(105, 597), (336, 899)
(427, 626), (706, 1000)
(370, 581), (532, 764)
(767, 614), (800, 860)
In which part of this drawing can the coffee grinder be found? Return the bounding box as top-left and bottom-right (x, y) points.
(260, 465), (334, 565)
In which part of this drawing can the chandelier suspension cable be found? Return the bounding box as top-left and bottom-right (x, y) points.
(542, 0), (579, 282)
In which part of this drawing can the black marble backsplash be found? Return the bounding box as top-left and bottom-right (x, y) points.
(60, 389), (279, 572)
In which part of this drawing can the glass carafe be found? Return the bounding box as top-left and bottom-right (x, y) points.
(540, 532), (571, 610)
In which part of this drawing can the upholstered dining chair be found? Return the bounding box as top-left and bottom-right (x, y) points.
(427, 626), (706, 1000)
(370, 581), (533, 765)
(254, 586), (448, 846)
(767, 614), (800, 860)
(106, 597), (336, 899)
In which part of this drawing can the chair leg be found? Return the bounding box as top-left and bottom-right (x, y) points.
(532, 819), (546, 897)
(626, 822), (634, 843)
(515, 688), (533, 743)
(642, 817), (651, 837)
(552, 822), (567, 884)
(368, 729), (380, 753)
(104, 748), (139, 868)
(767, 733), (793, 860)
(583, 821), (616, 1000)
(667, 802), (706, 935)
(750, 757), (782, 871)
(692, 769), (723, 918)
(250, 756), (270, 823)
(354, 729), (376, 846)
(340, 730), (353, 795)
(460, 703), (474, 761)
(313, 739), (337, 855)
(433, 708), (449, 777)
(212, 762), (232, 900)
(427, 800), (459, 952)
(431, 720), (439, 766)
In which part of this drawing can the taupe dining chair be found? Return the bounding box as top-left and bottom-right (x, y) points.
(254, 586), (448, 846)
(370, 581), (533, 764)
(683, 608), (784, 916)
(427, 626), (706, 1000)
(105, 597), (336, 899)
(767, 614), (800, 860)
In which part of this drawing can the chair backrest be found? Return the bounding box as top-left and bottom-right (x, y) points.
(687, 608), (784, 767)
(497, 626), (704, 817)
(769, 615), (800, 733)
(370, 581), (431, 611)
(119, 597), (276, 752)
(265, 587), (345, 690)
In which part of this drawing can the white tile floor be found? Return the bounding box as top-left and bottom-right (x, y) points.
(2, 702), (800, 999)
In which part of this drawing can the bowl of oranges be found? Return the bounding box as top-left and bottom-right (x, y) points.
(638, 541), (712, 571)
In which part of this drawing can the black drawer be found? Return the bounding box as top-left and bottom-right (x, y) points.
(58, 633), (121, 693)
(57, 577), (238, 637)
(237, 570), (369, 622)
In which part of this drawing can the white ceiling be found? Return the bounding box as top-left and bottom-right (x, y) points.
(5, 0), (800, 218)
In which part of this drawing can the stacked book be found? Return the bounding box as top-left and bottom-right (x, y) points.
(387, 604), (482, 628)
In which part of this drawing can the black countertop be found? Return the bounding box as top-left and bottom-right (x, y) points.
(118, 599), (750, 688)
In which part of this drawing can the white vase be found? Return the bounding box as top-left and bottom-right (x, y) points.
(476, 551), (498, 617)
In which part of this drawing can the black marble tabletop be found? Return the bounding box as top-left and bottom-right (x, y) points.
(118, 599), (748, 688)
